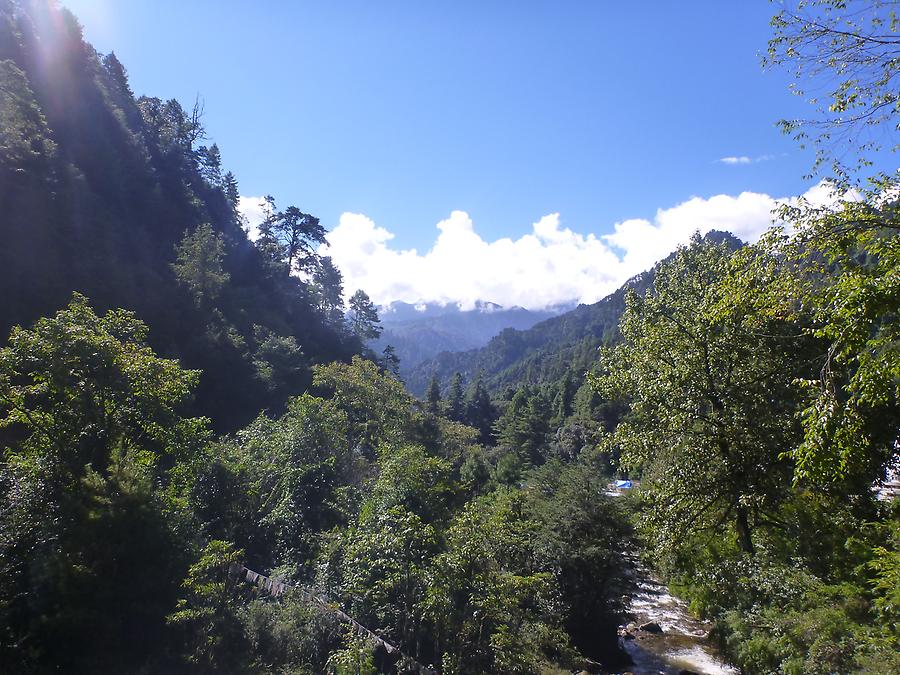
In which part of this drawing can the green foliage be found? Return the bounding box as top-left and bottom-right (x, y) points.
(679, 539), (900, 675)
(13, 2), (900, 673)
(334, 446), (452, 654)
(326, 627), (377, 675)
(549, 422), (595, 462)
(406, 283), (636, 398)
(342, 504), (437, 654)
(197, 143), (223, 187)
(0, 294), (206, 671)
(493, 450), (524, 487)
(867, 514), (900, 630)
(370, 444), (456, 524)
(257, 196), (328, 274)
(348, 289), (383, 342)
(313, 356), (414, 452)
(310, 256), (346, 328)
(459, 445), (492, 493)
(550, 369), (576, 428)
(591, 234), (811, 555)
(775, 198), (900, 485)
(251, 325), (307, 400)
(764, 0), (900, 181)
(495, 385), (552, 466)
(464, 373), (496, 444)
(168, 540), (247, 672)
(0, 0), (361, 433)
(523, 461), (630, 656)
(658, 15), (900, 666)
(445, 371), (465, 422)
(423, 489), (571, 674)
(0, 293), (203, 481)
(241, 595), (340, 675)
(425, 374), (442, 415)
(172, 223), (230, 308)
(381, 344), (401, 378)
(0, 58), (57, 172)
(205, 394), (351, 569)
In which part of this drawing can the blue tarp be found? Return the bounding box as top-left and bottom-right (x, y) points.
(614, 479), (633, 489)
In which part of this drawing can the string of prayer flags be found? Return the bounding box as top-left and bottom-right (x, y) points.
(228, 563), (434, 674)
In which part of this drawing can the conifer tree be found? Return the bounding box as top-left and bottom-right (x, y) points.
(445, 372), (465, 422)
(222, 171), (240, 209)
(381, 344), (400, 378)
(171, 223), (230, 309)
(347, 290), (382, 342)
(101, 52), (132, 97)
(197, 143), (223, 187)
(256, 196), (327, 274)
(425, 375), (442, 415)
(465, 373), (496, 444)
(311, 256), (345, 326)
(551, 369), (576, 427)
(495, 386), (552, 465)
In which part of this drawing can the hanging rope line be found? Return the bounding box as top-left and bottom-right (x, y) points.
(228, 563), (436, 675)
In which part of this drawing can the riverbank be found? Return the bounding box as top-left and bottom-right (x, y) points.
(616, 554), (738, 675)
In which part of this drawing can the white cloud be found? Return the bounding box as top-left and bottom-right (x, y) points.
(321, 210), (623, 310)
(320, 184), (831, 310)
(718, 154), (779, 165)
(603, 190), (781, 274)
(237, 195), (268, 240)
(240, 183), (829, 311)
(719, 155), (753, 165)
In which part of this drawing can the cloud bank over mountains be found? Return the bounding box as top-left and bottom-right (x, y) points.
(240, 184), (830, 311)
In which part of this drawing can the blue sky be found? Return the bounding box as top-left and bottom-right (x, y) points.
(60, 1), (860, 308)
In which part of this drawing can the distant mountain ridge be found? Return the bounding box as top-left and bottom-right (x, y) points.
(405, 231), (744, 397)
(372, 300), (572, 375)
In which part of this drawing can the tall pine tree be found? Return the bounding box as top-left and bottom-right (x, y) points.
(347, 290), (382, 342)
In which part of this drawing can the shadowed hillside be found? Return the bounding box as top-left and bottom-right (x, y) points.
(0, 0), (360, 430)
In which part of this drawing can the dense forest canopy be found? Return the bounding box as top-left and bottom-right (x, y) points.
(1, 0), (898, 674)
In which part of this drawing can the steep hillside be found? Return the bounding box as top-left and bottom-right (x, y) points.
(407, 231), (743, 397)
(0, 0), (359, 429)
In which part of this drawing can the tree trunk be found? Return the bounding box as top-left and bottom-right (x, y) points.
(735, 506), (754, 555)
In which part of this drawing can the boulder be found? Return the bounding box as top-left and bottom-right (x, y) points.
(639, 621), (663, 634)
(616, 626), (635, 640)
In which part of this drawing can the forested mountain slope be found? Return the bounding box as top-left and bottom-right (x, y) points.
(2, 2), (897, 674)
(373, 301), (563, 376)
(407, 231), (742, 397)
(0, 0), (360, 430)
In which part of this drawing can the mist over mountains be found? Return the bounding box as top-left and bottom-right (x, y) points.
(372, 300), (573, 376)
(404, 230), (744, 398)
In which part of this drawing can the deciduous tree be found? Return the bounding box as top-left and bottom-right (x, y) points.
(764, 0), (900, 181)
(590, 235), (811, 555)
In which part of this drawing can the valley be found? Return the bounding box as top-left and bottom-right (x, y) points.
(1, 1), (898, 674)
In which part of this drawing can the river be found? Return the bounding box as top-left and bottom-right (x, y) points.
(609, 552), (739, 675)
